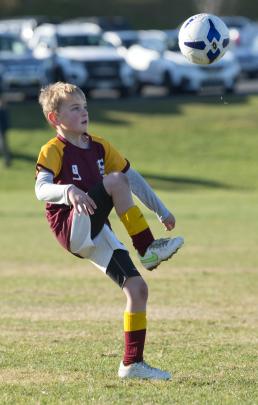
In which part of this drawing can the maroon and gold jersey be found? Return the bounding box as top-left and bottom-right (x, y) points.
(36, 133), (129, 188)
(36, 133), (130, 249)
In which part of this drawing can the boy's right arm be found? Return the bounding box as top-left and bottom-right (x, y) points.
(35, 170), (72, 205)
(35, 169), (96, 215)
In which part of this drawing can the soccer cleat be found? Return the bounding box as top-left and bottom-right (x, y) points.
(139, 236), (184, 270)
(118, 361), (171, 380)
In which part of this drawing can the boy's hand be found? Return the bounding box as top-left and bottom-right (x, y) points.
(162, 213), (176, 231)
(68, 185), (97, 215)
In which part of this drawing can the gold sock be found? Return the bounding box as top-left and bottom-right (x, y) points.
(124, 311), (147, 332)
(120, 206), (149, 236)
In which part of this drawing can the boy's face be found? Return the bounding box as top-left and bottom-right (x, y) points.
(54, 93), (88, 135)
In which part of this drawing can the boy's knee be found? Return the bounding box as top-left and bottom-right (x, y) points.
(124, 277), (148, 302)
(104, 172), (129, 192)
(137, 279), (148, 302)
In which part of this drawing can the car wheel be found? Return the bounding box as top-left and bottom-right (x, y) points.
(135, 82), (144, 96)
(225, 80), (237, 94)
(163, 71), (174, 95)
(247, 71), (258, 79)
(119, 86), (131, 98)
(225, 86), (235, 94)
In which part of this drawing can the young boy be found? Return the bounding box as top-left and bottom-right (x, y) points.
(35, 82), (184, 380)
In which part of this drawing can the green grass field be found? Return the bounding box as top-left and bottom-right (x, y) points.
(0, 94), (257, 404)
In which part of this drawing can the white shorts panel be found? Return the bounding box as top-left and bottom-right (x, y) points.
(70, 211), (95, 257)
(89, 225), (127, 273)
(69, 211), (127, 272)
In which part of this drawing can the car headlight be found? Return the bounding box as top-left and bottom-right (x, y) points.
(61, 60), (88, 85)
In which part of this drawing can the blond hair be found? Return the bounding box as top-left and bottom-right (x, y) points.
(39, 82), (86, 120)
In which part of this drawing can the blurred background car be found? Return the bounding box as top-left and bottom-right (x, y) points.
(221, 16), (258, 46)
(0, 30), (48, 98)
(221, 16), (258, 78)
(165, 29), (241, 93)
(124, 29), (241, 95)
(124, 30), (182, 94)
(0, 13), (255, 99)
(29, 22), (136, 97)
(0, 16), (60, 43)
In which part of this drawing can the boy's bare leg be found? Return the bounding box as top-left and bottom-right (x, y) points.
(118, 275), (171, 379)
(103, 172), (134, 216)
(123, 276), (148, 313)
(103, 172), (184, 269)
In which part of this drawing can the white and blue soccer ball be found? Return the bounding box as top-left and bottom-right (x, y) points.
(178, 13), (230, 65)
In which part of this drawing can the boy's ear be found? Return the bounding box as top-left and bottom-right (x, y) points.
(48, 111), (59, 126)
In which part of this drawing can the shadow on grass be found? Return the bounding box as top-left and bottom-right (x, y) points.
(6, 150), (234, 191)
(11, 152), (37, 163)
(8, 94), (249, 129)
(141, 172), (233, 191)
(9, 101), (46, 130)
(90, 93), (249, 126)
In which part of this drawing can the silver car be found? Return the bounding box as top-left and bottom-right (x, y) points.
(30, 23), (136, 97)
(0, 32), (47, 97)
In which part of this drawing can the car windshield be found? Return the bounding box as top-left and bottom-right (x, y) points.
(56, 34), (106, 47)
(221, 18), (249, 30)
(121, 38), (138, 48)
(226, 22), (246, 29)
(0, 36), (28, 54)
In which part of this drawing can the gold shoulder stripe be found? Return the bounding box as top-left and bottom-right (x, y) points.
(37, 137), (65, 178)
(90, 133), (129, 174)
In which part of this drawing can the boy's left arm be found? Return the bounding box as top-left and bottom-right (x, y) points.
(125, 168), (176, 231)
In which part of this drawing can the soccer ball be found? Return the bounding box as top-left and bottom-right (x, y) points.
(178, 13), (230, 65)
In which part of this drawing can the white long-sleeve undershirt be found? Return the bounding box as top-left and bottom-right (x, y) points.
(35, 170), (72, 205)
(35, 168), (170, 222)
(125, 168), (170, 222)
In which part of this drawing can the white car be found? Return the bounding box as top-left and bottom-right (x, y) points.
(29, 22), (136, 97)
(125, 30), (182, 93)
(126, 43), (181, 93)
(0, 31), (48, 97)
(125, 30), (240, 94)
(166, 49), (240, 93)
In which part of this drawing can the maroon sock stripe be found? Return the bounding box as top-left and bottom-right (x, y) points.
(131, 228), (154, 256)
(123, 329), (146, 365)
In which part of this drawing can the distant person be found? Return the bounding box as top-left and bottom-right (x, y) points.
(35, 82), (184, 380)
(0, 93), (11, 167)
